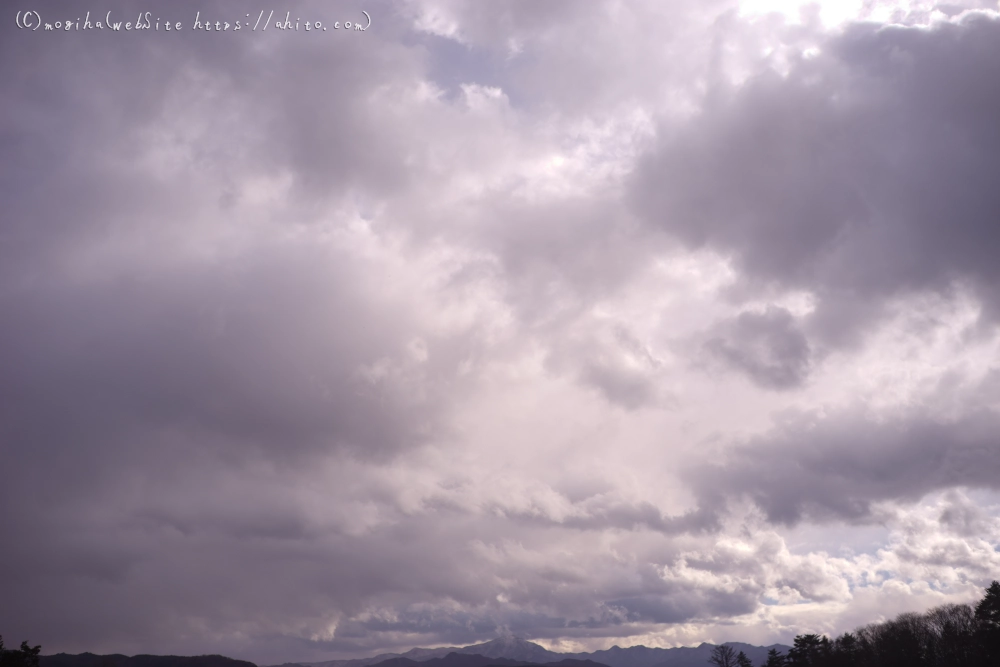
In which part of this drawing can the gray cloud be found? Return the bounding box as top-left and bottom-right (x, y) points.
(581, 362), (657, 409)
(0, 1), (479, 657)
(690, 407), (1000, 526)
(630, 11), (1000, 344)
(703, 306), (813, 389)
(938, 490), (994, 538)
(605, 586), (759, 625)
(0, 0), (466, 465)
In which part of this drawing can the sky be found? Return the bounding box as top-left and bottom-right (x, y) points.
(3, 0), (1000, 664)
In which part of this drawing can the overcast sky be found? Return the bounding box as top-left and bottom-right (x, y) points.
(3, 0), (1000, 664)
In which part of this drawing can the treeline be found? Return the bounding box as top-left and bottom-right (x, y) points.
(0, 637), (41, 667)
(710, 581), (1000, 667)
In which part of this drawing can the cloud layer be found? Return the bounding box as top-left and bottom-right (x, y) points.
(3, 0), (1000, 664)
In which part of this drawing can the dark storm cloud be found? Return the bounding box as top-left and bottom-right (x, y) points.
(0, 231), (476, 658)
(630, 11), (1000, 344)
(0, 239), (461, 464)
(0, 0), (449, 463)
(0, 0), (476, 658)
(1, 0), (416, 274)
(703, 306), (812, 389)
(690, 406), (1000, 526)
(0, 507), (497, 662)
(491, 497), (718, 535)
(606, 588), (757, 624)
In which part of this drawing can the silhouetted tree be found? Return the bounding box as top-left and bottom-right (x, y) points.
(884, 612), (931, 667)
(923, 603), (978, 667)
(787, 634), (830, 667)
(0, 637), (41, 667)
(709, 645), (737, 667)
(763, 648), (786, 667)
(735, 651), (753, 667)
(975, 580), (1000, 665)
(827, 631), (860, 667)
(975, 581), (1000, 627)
(739, 579), (1000, 667)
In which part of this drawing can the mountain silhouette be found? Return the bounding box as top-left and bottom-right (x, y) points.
(41, 654), (257, 667)
(562, 642), (789, 667)
(452, 638), (562, 664)
(268, 637), (791, 667)
(362, 653), (608, 667)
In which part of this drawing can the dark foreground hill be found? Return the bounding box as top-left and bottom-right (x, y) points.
(41, 654), (258, 667)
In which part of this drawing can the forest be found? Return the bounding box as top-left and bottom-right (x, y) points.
(709, 581), (1000, 667)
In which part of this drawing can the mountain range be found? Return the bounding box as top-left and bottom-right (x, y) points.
(267, 636), (792, 667)
(40, 654), (258, 667)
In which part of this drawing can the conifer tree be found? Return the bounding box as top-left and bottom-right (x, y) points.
(975, 580), (1000, 664)
(763, 648), (786, 667)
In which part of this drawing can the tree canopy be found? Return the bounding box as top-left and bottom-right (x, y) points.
(0, 637), (41, 667)
(705, 580), (1000, 666)
(708, 645), (737, 667)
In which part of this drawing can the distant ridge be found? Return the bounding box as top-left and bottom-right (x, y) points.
(452, 638), (562, 664)
(268, 638), (559, 667)
(267, 637), (792, 667)
(565, 642), (789, 667)
(356, 653), (609, 667)
(41, 654), (258, 667)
